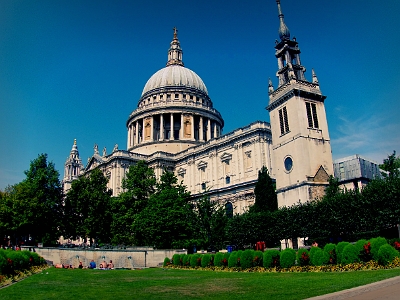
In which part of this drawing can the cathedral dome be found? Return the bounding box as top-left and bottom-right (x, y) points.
(141, 65), (208, 96)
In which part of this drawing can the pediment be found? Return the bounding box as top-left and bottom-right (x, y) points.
(85, 155), (104, 171)
(312, 165), (330, 182)
(220, 152), (232, 162)
(197, 160), (208, 169)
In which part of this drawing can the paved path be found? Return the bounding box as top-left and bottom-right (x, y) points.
(306, 276), (400, 299)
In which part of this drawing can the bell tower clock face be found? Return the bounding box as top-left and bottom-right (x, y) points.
(284, 156), (293, 172)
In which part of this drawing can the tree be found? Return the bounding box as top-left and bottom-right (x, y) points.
(133, 171), (194, 248)
(111, 161), (156, 245)
(250, 166), (277, 213)
(380, 151), (400, 179)
(193, 194), (228, 250)
(63, 168), (112, 245)
(11, 154), (63, 246)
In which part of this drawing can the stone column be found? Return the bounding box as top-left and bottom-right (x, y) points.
(180, 113), (184, 140)
(207, 118), (211, 141)
(213, 121), (217, 138)
(160, 114), (164, 141)
(150, 115), (154, 141)
(199, 116), (204, 141)
(127, 126), (131, 149)
(191, 114), (195, 141)
(135, 121), (139, 145)
(170, 113), (174, 140)
(141, 119), (145, 143)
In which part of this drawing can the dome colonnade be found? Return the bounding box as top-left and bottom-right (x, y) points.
(126, 28), (224, 155)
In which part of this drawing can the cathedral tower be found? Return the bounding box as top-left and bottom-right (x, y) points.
(267, 1), (333, 207)
(63, 139), (84, 192)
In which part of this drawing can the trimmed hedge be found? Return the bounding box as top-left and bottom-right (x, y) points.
(253, 250), (263, 267)
(369, 237), (387, 261)
(263, 249), (280, 268)
(228, 251), (239, 268)
(341, 244), (360, 265)
(0, 249), (46, 275)
(163, 257), (171, 267)
(240, 250), (254, 269)
(182, 254), (191, 266)
(336, 241), (350, 264)
(296, 248), (310, 266)
(201, 254), (213, 268)
(310, 247), (329, 266)
(214, 252), (224, 267)
(172, 254), (181, 266)
(222, 252), (230, 266)
(323, 243), (336, 264)
(190, 254), (202, 267)
(378, 244), (399, 266)
(280, 248), (296, 268)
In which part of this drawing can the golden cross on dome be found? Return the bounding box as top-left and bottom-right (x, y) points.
(173, 27), (178, 39)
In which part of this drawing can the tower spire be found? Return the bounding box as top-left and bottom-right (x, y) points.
(166, 27), (184, 67)
(276, 0), (290, 41)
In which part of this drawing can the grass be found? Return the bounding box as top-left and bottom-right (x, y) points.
(1, 267), (400, 299)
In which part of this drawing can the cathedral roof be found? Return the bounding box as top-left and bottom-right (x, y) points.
(141, 65), (208, 96)
(141, 28), (208, 97)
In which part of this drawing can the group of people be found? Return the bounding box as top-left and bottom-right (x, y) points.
(88, 259), (114, 269)
(55, 259), (114, 269)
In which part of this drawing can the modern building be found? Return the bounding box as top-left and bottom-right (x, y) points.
(62, 1), (377, 212)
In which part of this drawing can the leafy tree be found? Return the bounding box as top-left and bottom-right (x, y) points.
(250, 166), (277, 213)
(63, 168), (112, 245)
(0, 187), (15, 242)
(133, 171), (194, 248)
(111, 161), (156, 245)
(380, 151), (400, 179)
(193, 194), (228, 250)
(11, 154), (63, 245)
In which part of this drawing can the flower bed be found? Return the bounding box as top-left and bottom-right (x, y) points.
(163, 237), (400, 273)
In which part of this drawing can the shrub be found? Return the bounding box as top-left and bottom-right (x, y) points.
(341, 244), (360, 265)
(172, 254), (181, 266)
(163, 257), (171, 267)
(323, 243), (337, 264)
(240, 250), (254, 269)
(228, 251), (239, 268)
(280, 248), (296, 268)
(190, 254), (202, 267)
(0, 252), (7, 274)
(201, 254), (213, 268)
(214, 252), (224, 267)
(253, 250), (263, 267)
(336, 241), (350, 264)
(182, 254), (190, 266)
(310, 248), (329, 266)
(355, 239), (372, 262)
(222, 252), (230, 266)
(378, 244), (399, 266)
(369, 237), (387, 261)
(263, 250), (280, 268)
(296, 248), (310, 266)
(7, 251), (29, 271)
(180, 254), (185, 265)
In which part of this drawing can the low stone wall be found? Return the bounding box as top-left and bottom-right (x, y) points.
(34, 247), (186, 268)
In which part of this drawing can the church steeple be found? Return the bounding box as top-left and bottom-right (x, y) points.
(166, 27), (184, 67)
(277, 0), (290, 41)
(274, 0), (306, 87)
(63, 139), (84, 192)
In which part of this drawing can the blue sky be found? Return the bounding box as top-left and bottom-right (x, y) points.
(1, 0), (400, 189)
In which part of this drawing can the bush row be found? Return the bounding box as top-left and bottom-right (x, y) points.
(0, 249), (46, 275)
(164, 237), (400, 270)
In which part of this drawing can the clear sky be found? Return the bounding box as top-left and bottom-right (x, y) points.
(1, 0), (400, 189)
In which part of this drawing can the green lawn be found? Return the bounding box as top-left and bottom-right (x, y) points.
(1, 267), (400, 299)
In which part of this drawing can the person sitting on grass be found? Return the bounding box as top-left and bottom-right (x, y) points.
(108, 260), (114, 269)
(78, 261), (83, 269)
(89, 260), (96, 269)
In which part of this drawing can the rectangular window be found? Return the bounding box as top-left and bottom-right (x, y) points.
(305, 102), (319, 129)
(279, 106), (290, 135)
